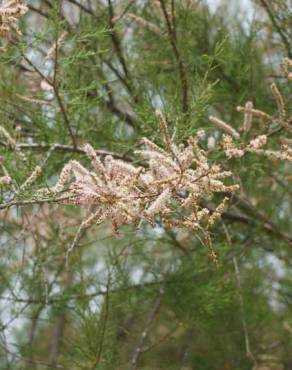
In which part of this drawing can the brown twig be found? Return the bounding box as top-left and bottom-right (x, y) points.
(130, 287), (164, 369)
(222, 224), (257, 366)
(113, 0), (136, 23)
(0, 142), (128, 159)
(66, 0), (96, 17)
(48, 314), (66, 367)
(159, 0), (188, 113)
(233, 255), (257, 366)
(27, 4), (49, 18)
(229, 193), (292, 246)
(0, 341), (67, 369)
(91, 275), (111, 370)
(258, 0), (291, 58)
(53, 87), (77, 148)
(0, 195), (73, 211)
(20, 53), (77, 148)
(107, 0), (130, 80)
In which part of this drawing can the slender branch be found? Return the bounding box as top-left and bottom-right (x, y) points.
(204, 190), (292, 247)
(140, 323), (180, 354)
(230, 194), (292, 246)
(91, 275), (111, 370)
(20, 53), (77, 148)
(130, 288), (164, 369)
(52, 19), (77, 153)
(233, 255), (257, 366)
(159, 0), (188, 113)
(86, 80), (139, 128)
(0, 281), (170, 306)
(66, 0), (97, 17)
(48, 314), (66, 367)
(27, 4), (49, 18)
(53, 2), (61, 86)
(170, 0), (176, 41)
(0, 195), (73, 211)
(113, 0), (136, 23)
(26, 306), (44, 369)
(1, 141), (291, 245)
(0, 341), (67, 369)
(104, 59), (135, 99)
(53, 86), (77, 149)
(107, 0), (130, 80)
(222, 224), (257, 365)
(103, 80), (140, 128)
(13, 142), (129, 159)
(258, 0), (292, 58)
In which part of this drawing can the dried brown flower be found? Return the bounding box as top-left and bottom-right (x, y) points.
(0, 0), (28, 37)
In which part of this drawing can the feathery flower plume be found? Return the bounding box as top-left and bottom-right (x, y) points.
(282, 58), (292, 81)
(141, 137), (169, 156)
(208, 197), (229, 228)
(0, 175), (11, 186)
(221, 135), (244, 158)
(145, 187), (171, 217)
(236, 105), (272, 121)
(16, 94), (51, 106)
(209, 116), (240, 139)
(20, 166), (42, 191)
(249, 135), (267, 149)
(125, 13), (162, 35)
(242, 101), (253, 132)
(83, 144), (107, 178)
(155, 110), (171, 150)
(0, 125), (26, 159)
(271, 83), (286, 120)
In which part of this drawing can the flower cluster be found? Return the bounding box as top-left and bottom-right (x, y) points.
(0, 175), (11, 186)
(43, 111), (239, 261)
(0, 0), (27, 37)
(209, 61), (292, 163)
(282, 57), (292, 81)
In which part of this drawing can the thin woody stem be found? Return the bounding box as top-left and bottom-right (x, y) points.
(1, 142), (128, 160)
(130, 288), (164, 369)
(159, 0), (188, 113)
(20, 52), (77, 148)
(0, 195), (74, 210)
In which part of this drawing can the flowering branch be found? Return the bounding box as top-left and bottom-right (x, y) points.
(38, 110), (239, 262)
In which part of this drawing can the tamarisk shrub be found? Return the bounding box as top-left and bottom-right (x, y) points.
(37, 59), (292, 262)
(0, 2), (292, 367)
